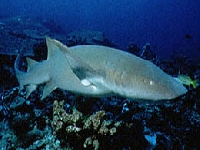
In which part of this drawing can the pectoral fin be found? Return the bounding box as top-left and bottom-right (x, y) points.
(65, 53), (104, 88)
(41, 81), (57, 100)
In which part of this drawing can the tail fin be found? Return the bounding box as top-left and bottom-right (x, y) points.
(14, 51), (26, 90)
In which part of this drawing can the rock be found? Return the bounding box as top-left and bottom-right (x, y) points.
(0, 16), (66, 57)
(66, 30), (116, 47)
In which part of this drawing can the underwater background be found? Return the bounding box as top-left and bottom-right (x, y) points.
(0, 0), (200, 149)
(0, 0), (199, 60)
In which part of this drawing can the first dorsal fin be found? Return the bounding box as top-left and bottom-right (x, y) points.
(26, 58), (38, 72)
(50, 37), (104, 87)
(46, 36), (65, 60)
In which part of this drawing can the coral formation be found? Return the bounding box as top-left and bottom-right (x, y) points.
(52, 100), (123, 149)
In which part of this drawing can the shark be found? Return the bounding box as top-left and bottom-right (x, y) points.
(14, 37), (187, 101)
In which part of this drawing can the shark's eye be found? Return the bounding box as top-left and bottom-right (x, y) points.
(150, 80), (154, 85)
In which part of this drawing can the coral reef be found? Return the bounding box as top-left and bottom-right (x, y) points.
(0, 75), (199, 149)
(52, 100), (123, 149)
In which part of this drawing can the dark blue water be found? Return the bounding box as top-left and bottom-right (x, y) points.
(0, 0), (199, 60)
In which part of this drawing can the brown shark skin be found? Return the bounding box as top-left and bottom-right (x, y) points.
(14, 37), (187, 100)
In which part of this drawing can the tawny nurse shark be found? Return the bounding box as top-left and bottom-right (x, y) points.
(14, 37), (187, 101)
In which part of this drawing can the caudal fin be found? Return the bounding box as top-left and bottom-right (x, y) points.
(14, 52), (26, 90)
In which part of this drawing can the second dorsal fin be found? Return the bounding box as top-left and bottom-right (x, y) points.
(26, 58), (38, 72)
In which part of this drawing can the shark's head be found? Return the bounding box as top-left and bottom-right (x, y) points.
(125, 77), (187, 100)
